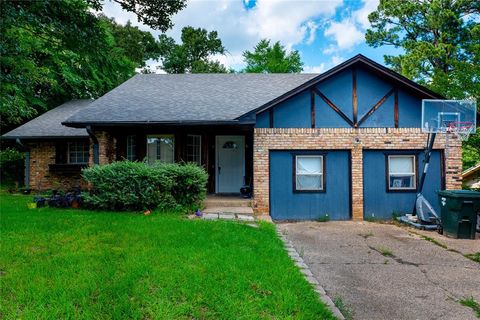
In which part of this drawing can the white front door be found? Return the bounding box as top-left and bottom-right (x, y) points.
(216, 135), (245, 193)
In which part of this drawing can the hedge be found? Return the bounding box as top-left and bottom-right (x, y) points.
(82, 161), (208, 211)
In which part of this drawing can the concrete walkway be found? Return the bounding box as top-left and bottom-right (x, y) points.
(278, 221), (480, 320)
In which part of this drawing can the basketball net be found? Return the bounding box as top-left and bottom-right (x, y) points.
(444, 122), (475, 159)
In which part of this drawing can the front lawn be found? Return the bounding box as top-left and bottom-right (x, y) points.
(0, 193), (334, 319)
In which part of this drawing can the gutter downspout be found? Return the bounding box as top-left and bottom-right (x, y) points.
(86, 126), (99, 165)
(16, 138), (30, 189)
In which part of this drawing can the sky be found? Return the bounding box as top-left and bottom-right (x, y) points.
(101, 0), (402, 73)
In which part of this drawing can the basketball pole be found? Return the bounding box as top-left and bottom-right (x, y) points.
(413, 132), (436, 215)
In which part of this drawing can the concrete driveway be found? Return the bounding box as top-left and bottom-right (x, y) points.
(278, 221), (480, 320)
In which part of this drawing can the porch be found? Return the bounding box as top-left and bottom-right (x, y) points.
(203, 194), (254, 216)
(98, 125), (254, 194)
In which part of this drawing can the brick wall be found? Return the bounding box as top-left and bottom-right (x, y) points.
(88, 131), (117, 166)
(253, 128), (462, 220)
(28, 142), (87, 190)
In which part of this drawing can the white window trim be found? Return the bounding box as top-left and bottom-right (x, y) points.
(67, 141), (89, 164)
(295, 155), (324, 191)
(387, 155), (417, 190)
(186, 134), (202, 165)
(146, 134), (175, 163)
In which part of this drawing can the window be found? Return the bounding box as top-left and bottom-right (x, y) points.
(126, 135), (137, 161)
(147, 135), (174, 164)
(387, 155), (416, 191)
(68, 141), (89, 164)
(186, 135), (201, 165)
(294, 155), (324, 192)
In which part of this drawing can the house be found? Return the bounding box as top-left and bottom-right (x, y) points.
(463, 164), (480, 190)
(3, 55), (463, 220)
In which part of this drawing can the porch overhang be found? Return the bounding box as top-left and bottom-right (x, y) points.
(62, 119), (256, 129)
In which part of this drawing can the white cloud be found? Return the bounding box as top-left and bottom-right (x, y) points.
(331, 55), (344, 66)
(324, 20), (364, 50)
(305, 20), (319, 45)
(101, 0), (343, 71)
(322, 0), (378, 55)
(303, 63), (326, 74)
(353, 0), (379, 29)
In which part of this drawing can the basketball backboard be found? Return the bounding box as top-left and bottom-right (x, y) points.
(422, 100), (477, 136)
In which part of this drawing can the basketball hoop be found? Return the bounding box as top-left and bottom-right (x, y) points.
(446, 121), (475, 141)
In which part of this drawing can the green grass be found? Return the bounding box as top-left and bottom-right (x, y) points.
(465, 252), (480, 263)
(0, 193), (335, 319)
(378, 246), (394, 257)
(459, 297), (480, 318)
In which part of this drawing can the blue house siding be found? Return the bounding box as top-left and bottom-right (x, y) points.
(363, 150), (444, 220)
(256, 111), (270, 128)
(315, 95), (352, 128)
(254, 65), (426, 129)
(315, 69), (353, 121)
(269, 150), (351, 220)
(397, 89), (422, 127)
(273, 90), (311, 128)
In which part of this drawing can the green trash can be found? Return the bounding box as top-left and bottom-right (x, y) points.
(438, 190), (480, 239)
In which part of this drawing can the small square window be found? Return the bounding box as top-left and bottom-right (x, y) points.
(147, 135), (174, 164)
(294, 155), (324, 192)
(387, 155), (416, 191)
(68, 142), (89, 164)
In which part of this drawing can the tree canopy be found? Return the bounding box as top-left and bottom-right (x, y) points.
(87, 0), (186, 31)
(158, 26), (229, 73)
(0, 0), (172, 130)
(366, 0), (480, 168)
(366, 0), (479, 102)
(242, 39), (303, 73)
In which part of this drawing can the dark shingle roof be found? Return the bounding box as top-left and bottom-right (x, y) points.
(2, 100), (93, 139)
(63, 73), (319, 126)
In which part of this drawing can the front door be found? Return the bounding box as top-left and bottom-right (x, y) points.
(216, 135), (245, 193)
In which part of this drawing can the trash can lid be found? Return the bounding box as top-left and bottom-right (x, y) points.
(438, 190), (480, 198)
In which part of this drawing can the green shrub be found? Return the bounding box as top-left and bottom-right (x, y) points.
(81, 161), (208, 211)
(0, 148), (24, 186)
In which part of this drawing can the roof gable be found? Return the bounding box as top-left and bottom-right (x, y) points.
(243, 54), (442, 118)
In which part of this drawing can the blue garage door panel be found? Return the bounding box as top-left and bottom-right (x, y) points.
(270, 150), (351, 220)
(363, 150), (443, 220)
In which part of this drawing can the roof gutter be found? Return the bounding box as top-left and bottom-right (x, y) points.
(62, 119), (255, 128)
(86, 125), (99, 165)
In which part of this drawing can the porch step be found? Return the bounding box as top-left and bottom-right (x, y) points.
(203, 206), (254, 215)
(204, 197), (252, 208)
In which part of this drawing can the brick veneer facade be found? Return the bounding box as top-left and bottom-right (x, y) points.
(88, 131), (117, 166)
(28, 131), (117, 190)
(253, 128), (462, 220)
(28, 142), (88, 190)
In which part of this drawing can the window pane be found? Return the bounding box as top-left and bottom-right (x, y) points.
(296, 175), (322, 190)
(186, 135), (201, 165)
(147, 135), (174, 164)
(68, 142), (89, 164)
(389, 175), (415, 189)
(296, 156), (322, 174)
(389, 156), (414, 173)
(127, 135), (137, 161)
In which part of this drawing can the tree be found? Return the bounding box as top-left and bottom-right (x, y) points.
(158, 26), (228, 73)
(366, 0), (480, 168)
(0, 0), (164, 130)
(100, 16), (161, 70)
(87, 0), (186, 31)
(242, 39), (303, 73)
